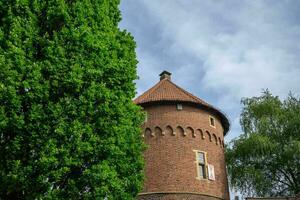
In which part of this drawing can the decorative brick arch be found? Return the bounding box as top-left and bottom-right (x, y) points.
(218, 137), (222, 147)
(186, 127), (195, 137)
(176, 126), (185, 136)
(213, 134), (218, 145)
(165, 125), (174, 136)
(206, 131), (212, 142)
(145, 128), (152, 137)
(196, 129), (205, 139)
(155, 126), (162, 136)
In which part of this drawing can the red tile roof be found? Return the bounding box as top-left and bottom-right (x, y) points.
(134, 75), (230, 135)
(134, 79), (210, 106)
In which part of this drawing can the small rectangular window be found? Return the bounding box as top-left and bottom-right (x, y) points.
(199, 164), (206, 178)
(209, 116), (215, 127)
(177, 104), (183, 110)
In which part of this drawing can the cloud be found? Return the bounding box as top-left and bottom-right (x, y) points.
(120, 0), (300, 141)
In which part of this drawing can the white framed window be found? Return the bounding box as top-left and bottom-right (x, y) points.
(176, 103), (183, 110)
(194, 150), (216, 181)
(209, 116), (216, 128)
(195, 151), (207, 179)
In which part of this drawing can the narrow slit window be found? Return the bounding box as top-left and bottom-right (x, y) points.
(209, 116), (215, 127)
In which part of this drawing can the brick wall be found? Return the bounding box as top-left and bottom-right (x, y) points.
(138, 192), (223, 200)
(140, 103), (230, 200)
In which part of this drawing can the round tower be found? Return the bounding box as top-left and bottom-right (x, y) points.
(134, 71), (230, 200)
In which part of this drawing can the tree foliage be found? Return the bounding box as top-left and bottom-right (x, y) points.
(226, 90), (300, 197)
(0, 0), (145, 199)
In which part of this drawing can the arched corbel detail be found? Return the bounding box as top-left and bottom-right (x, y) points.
(145, 128), (152, 137)
(219, 137), (222, 147)
(176, 126), (185, 136)
(165, 125), (174, 136)
(206, 131), (212, 142)
(155, 126), (163, 136)
(186, 127), (195, 137)
(213, 134), (218, 145)
(196, 129), (205, 139)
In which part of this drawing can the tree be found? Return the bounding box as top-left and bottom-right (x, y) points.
(0, 0), (144, 199)
(226, 90), (300, 197)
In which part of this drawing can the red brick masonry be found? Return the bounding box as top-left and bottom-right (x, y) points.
(139, 104), (229, 200)
(138, 192), (224, 200)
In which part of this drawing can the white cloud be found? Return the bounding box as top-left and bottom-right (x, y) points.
(120, 0), (300, 141)
(137, 0), (300, 96)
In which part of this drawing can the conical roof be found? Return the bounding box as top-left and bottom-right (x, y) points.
(134, 71), (230, 135)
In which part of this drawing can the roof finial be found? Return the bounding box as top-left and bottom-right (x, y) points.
(159, 70), (172, 81)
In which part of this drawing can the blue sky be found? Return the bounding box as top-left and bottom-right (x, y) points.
(119, 0), (300, 143)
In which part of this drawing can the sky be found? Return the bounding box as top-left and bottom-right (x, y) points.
(119, 0), (300, 143)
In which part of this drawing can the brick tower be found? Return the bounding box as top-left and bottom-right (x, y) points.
(134, 71), (230, 200)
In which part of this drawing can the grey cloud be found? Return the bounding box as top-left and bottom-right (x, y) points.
(120, 0), (300, 141)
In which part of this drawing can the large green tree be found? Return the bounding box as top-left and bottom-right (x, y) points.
(226, 91), (300, 197)
(0, 0), (144, 199)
